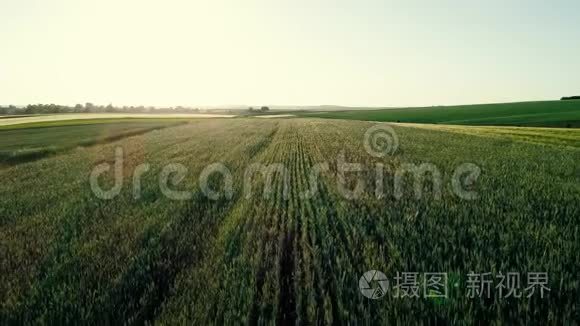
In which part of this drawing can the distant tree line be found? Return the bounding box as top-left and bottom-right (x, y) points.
(248, 106), (270, 113)
(561, 96), (580, 100)
(0, 103), (202, 115)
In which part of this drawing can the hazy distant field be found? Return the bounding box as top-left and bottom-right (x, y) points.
(401, 123), (580, 148)
(1, 118), (578, 324)
(0, 119), (189, 164)
(299, 100), (580, 128)
(0, 113), (235, 127)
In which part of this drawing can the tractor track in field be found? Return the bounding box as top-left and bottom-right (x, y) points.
(247, 135), (287, 324)
(134, 122), (281, 325)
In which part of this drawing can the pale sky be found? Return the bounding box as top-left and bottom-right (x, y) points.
(1, 0), (579, 107)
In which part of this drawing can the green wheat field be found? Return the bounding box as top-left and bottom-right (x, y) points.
(1, 108), (579, 324)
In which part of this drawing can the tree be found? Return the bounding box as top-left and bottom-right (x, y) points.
(75, 104), (83, 110)
(1, 105), (17, 115)
(260, 106), (270, 112)
(248, 107), (254, 112)
(561, 96), (580, 101)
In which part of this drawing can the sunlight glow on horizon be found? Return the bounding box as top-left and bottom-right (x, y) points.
(1, 0), (579, 107)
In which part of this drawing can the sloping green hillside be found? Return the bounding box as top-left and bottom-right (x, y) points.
(299, 100), (580, 127)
